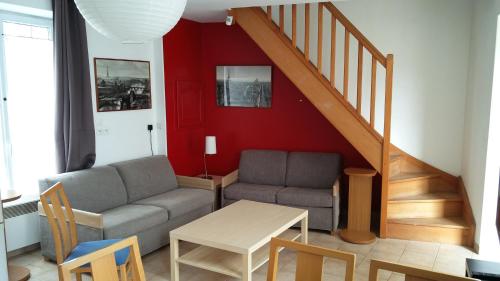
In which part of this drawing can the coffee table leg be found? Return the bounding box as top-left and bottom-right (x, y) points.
(242, 253), (252, 281)
(170, 237), (179, 281)
(301, 216), (308, 244)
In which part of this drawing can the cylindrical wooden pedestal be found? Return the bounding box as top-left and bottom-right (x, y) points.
(340, 168), (377, 244)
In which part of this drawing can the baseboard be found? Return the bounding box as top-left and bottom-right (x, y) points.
(474, 241), (480, 254)
(7, 242), (40, 258)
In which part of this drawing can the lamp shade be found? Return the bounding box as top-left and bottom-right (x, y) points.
(205, 136), (217, 155)
(74, 0), (187, 43)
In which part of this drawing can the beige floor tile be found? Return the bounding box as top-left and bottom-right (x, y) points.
(398, 250), (436, 269)
(372, 239), (407, 256)
(387, 272), (405, 281)
(323, 257), (347, 276)
(364, 248), (402, 263)
(338, 240), (376, 255)
(405, 240), (440, 256)
(12, 228), (478, 281)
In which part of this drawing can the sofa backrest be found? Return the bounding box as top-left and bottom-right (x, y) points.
(239, 150), (288, 186)
(39, 166), (128, 213)
(110, 155), (177, 202)
(285, 152), (342, 189)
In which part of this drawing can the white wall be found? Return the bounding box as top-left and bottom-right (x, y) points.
(462, 0), (500, 256)
(87, 24), (167, 166)
(272, 1), (472, 175)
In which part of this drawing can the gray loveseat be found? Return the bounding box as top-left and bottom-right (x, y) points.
(221, 150), (341, 232)
(38, 156), (214, 261)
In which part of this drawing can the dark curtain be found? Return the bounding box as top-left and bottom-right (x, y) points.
(53, 0), (95, 173)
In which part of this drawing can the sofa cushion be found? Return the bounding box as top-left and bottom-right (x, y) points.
(277, 187), (333, 208)
(39, 166), (128, 213)
(238, 150), (288, 186)
(132, 188), (214, 219)
(102, 204), (168, 239)
(110, 156), (178, 202)
(224, 183), (284, 203)
(285, 152), (342, 189)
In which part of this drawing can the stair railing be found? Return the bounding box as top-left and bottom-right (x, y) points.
(263, 3), (394, 237)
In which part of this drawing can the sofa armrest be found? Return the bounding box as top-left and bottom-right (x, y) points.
(332, 177), (340, 197)
(38, 202), (103, 229)
(221, 169), (238, 188)
(176, 175), (215, 190)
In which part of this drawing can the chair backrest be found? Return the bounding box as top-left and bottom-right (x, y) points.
(368, 259), (478, 281)
(267, 237), (356, 281)
(39, 182), (78, 264)
(59, 236), (146, 281)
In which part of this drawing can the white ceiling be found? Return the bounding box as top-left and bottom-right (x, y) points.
(183, 0), (329, 23)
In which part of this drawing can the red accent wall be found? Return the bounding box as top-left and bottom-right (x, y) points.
(164, 20), (372, 177)
(163, 19), (205, 176)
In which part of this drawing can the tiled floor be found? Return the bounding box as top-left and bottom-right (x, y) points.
(10, 231), (477, 281)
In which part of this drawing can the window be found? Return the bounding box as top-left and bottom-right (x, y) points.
(0, 12), (55, 200)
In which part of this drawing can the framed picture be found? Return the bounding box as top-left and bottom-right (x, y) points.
(216, 66), (272, 108)
(94, 58), (152, 112)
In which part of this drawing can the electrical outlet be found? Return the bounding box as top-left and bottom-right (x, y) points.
(96, 128), (109, 136)
(147, 124), (153, 131)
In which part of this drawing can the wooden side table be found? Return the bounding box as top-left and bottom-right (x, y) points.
(339, 168), (377, 244)
(196, 174), (222, 210)
(1, 190), (30, 281)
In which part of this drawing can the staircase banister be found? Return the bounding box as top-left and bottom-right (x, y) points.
(323, 2), (387, 67)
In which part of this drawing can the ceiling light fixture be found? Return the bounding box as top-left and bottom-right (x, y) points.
(74, 0), (187, 44)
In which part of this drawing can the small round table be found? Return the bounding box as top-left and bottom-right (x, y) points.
(1, 190), (31, 281)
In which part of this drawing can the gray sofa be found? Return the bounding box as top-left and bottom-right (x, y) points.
(38, 156), (214, 261)
(221, 150), (341, 232)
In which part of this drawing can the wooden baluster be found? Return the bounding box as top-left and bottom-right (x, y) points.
(305, 3), (310, 62)
(343, 30), (350, 100)
(267, 6), (272, 21)
(380, 54), (394, 238)
(356, 42), (363, 113)
(317, 3), (323, 73)
(279, 5), (285, 33)
(370, 57), (377, 128)
(292, 4), (297, 47)
(330, 15), (336, 87)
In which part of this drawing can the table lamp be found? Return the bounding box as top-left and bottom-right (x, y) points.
(203, 136), (216, 179)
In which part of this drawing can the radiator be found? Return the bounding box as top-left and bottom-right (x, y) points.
(4, 201), (40, 252)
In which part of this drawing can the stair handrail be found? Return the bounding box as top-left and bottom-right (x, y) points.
(263, 3), (394, 237)
(322, 3), (387, 67)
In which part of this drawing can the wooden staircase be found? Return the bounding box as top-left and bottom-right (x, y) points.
(387, 146), (475, 245)
(231, 3), (475, 246)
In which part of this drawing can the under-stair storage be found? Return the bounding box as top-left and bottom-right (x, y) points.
(232, 3), (475, 246)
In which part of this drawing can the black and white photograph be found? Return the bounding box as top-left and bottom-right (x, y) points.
(216, 66), (272, 108)
(94, 58), (152, 112)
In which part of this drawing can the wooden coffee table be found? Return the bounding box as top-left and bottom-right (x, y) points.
(169, 200), (308, 281)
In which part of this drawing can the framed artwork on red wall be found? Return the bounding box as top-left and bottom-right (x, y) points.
(216, 65), (272, 108)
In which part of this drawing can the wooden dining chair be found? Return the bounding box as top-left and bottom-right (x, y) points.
(267, 237), (356, 281)
(40, 182), (130, 281)
(368, 259), (479, 281)
(59, 236), (146, 281)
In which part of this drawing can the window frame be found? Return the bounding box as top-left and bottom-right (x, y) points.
(0, 11), (53, 192)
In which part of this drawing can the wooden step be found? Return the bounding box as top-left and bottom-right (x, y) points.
(389, 172), (440, 183)
(389, 154), (401, 177)
(387, 192), (462, 219)
(389, 172), (455, 199)
(387, 217), (472, 245)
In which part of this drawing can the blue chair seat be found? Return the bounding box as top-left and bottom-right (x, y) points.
(65, 239), (129, 266)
